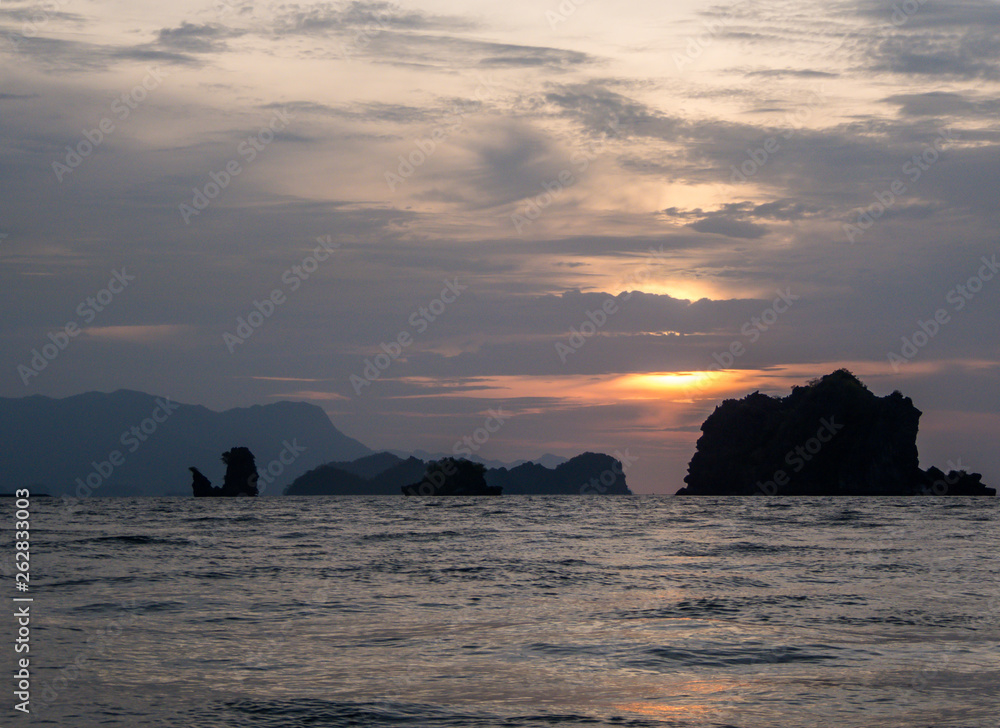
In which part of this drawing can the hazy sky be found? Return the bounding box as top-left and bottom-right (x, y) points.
(3, 0), (999, 493)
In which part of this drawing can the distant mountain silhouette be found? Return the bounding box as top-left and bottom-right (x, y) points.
(284, 453), (428, 495)
(389, 449), (569, 471)
(0, 390), (370, 497)
(677, 369), (995, 496)
(486, 452), (631, 494)
(285, 451), (632, 495)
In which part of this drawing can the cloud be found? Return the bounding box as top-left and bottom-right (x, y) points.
(262, 100), (434, 125)
(2, 35), (200, 72)
(744, 68), (839, 78)
(156, 22), (245, 53)
(874, 36), (1000, 79)
(273, 1), (475, 35)
(882, 91), (1000, 118)
(661, 201), (826, 239)
(688, 216), (769, 239)
(365, 33), (597, 71)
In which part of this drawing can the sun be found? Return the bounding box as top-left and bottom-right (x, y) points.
(613, 371), (729, 400)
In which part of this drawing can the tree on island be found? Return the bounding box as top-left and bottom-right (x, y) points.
(402, 457), (502, 496)
(190, 446), (260, 497)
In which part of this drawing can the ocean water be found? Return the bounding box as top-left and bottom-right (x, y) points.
(11, 496), (1000, 727)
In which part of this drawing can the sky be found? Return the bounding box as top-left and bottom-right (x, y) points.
(2, 0), (999, 494)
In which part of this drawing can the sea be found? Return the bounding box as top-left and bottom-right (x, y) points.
(8, 496), (1000, 728)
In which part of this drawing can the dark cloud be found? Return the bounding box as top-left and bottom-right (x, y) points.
(273, 1), (475, 34)
(543, 82), (665, 137)
(0, 7), (85, 25)
(662, 201), (823, 236)
(262, 100), (434, 125)
(2, 34), (200, 72)
(156, 22), (245, 53)
(365, 33), (597, 71)
(856, 0), (1000, 29)
(874, 35), (1000, 79)
(744, 69), (839, 78)
(883, 91), (1000, 118)
(688, 216), (770, 239)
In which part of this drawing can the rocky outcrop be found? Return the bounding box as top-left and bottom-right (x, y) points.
(677, 369), (994, 496)
(190, 446), (259, 497)
(402, 458), (501, 496)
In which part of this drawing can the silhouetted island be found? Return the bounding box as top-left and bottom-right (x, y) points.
(284, 451), (632, 495)
(401, 458), (502, 496)
(190, 446), (260, 497)
(486, 452), (631, 494)
(677, 369), (994, 496)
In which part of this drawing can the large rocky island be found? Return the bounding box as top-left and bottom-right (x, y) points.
(285, 451), (632, 495)
(677, 369), (994, 496)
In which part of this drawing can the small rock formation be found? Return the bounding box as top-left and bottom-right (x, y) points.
(677, 369), (994, 496)
(401, 457), (502, 496)
(190, 446), (260, 497)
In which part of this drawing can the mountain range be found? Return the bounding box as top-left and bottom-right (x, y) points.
(285, 451), (632, 495)
(0, 390), (370, 497)
(0, 391), (623, 497)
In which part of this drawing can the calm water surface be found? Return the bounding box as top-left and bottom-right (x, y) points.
(11, 496), (1000, 727)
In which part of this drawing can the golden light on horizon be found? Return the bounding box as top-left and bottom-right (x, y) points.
(613, 371), (729, 401)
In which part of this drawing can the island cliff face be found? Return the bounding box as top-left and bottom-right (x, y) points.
(677, 369), (994, 496)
